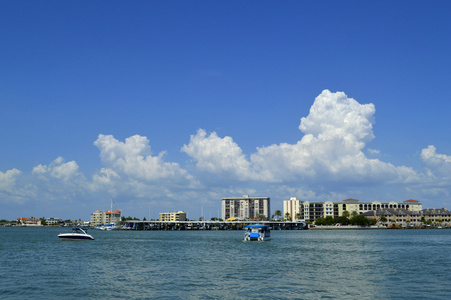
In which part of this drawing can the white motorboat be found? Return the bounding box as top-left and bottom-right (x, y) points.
(244, 224), (271, 241)
(58, 227), (94, 240)
(97, 223), (117, 230)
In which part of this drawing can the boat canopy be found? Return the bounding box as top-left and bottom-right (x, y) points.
(245, 224), (270, 228)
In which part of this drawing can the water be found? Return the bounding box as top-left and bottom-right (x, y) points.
(1, 227), (450, 299)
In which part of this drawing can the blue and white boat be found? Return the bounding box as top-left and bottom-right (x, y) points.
(244, 224), (271, 241)
(58, 227), (94, 240)
(97, 223), (117, 230)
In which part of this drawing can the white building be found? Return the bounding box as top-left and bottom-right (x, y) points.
(284, 197), (305, 221)
(222, 195), (270, 220)
(46, 217), (63, 225)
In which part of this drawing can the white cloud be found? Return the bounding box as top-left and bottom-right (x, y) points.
(0, 168), (22, 192)
(299, 90), (375, 143)
(367, 148), (380, 155)
(94, 134), (194, 185)
(183, 90), (418, 185)
(421, 145), (451, 178)
(32, 156), (81, 181)
(181, 129), (264, 181)
(0, 168), (38, 205)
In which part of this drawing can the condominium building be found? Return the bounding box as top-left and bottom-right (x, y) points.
(90, 209), (122, 225)
(362, 208), (451, 227)
(159, 211), (187, 222)
(283, 197), (423, 223)
(222, 195), (270, 220)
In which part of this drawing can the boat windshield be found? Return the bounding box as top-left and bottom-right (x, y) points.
(72, 228), (88, 233)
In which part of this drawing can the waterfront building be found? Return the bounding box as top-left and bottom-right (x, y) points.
(17, 217), (41, 226)
(46, 217), (63, 225)
(90, 209), (122, 226)
(283, 197), (333, 222)
(362, 208), (451, 227)
(159, 211), (187, 222)
(421, 208), (451, 224)
(339, 198), (422, 214)
(222, 195), (270, 220)
(283, 197), (423, 223)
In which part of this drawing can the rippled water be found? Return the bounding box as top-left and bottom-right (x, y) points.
(1, 227), (450, 299)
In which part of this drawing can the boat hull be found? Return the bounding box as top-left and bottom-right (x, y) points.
(58, 233), (94, 240)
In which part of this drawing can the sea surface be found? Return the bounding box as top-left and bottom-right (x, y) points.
(1, 227), (450, 299)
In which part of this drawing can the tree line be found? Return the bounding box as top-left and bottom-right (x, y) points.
(314, 213), (377, 226)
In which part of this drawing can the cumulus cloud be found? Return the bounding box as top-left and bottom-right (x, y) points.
(32, 157), (81, 181)
(421, 145), (451, 178)
(94, 134), (194, 185)
(181, 129), (264, 181)
(0, 169), (22, 196)
(0, 168), (22, 192)
(183, 90), (419, 185)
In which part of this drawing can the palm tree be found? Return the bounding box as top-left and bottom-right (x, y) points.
(285, 212), (291, 221)
(274, 210), (282, 220)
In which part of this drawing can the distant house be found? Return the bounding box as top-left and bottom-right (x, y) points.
(46, 217), (63, 225)
(17, 217), (41, 226)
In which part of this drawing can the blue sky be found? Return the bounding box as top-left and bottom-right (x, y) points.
(1, 0), (451, 221)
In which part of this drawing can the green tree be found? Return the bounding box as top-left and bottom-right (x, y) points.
(350, 215), (375, 226)
(335, 216), (350, 225)
(285, 212), (291, 221)
(274, 210), (282, 220)
(315, 217), (325, 225)
(323, 216), (335, 225)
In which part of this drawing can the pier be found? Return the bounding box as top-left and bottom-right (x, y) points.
(122, 220), (308, 230)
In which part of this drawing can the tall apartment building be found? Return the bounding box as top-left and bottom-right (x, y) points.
(90, 209), (122, 225)
(283, 197), (422, 223)
(222, 195), (270, 220)
(159, 211), (187, 222)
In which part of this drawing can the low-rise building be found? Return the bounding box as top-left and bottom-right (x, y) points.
(159, 211), (186, 222)
(17, 217), (41, 226)
(46, 217), (63, 225)
(361, 208), (451, 227)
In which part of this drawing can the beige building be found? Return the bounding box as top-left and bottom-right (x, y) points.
(159, 211), (187, 222)
(222, 195), (271, 220)
(90, 209), (122, 225)
(362, 208), (451, 227)
(283, 197), (423, 223)
(17, 217), (41, 226)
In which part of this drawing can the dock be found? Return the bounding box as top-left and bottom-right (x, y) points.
(122, 220), (308, 230)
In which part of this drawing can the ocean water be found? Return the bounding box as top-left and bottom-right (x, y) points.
(1, 227), (450, 299)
